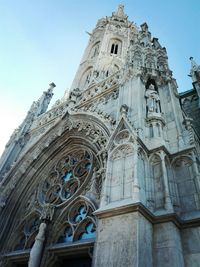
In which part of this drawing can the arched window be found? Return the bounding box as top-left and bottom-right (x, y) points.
(149, 124), (154, 138)
(114, 44), (118, 54)
(111, 43), (115, 54)
(150, 155), (164, 209)
(137, 150), (146, 203)
(79, 67), (93, 88)
(173, 157), (198, 213)
(110, 39), (122, 55)
(108, 144), (134, 202)
(40, 149), (93, 205)
(165, 158), (179, 210)
(56, 199), (96, 244)
(91, 41), (100, 58)
(110, 43), (118, 54)
(156, 123), (161, 137)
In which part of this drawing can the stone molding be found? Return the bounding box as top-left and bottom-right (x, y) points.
(94, 202), (200, 229)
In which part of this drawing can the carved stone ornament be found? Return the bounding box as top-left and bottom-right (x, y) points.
(0, 113), (109, 212)
(145, 84), (161, 114)
(111, 144), (134, 160)
(37, 149), (95, 208)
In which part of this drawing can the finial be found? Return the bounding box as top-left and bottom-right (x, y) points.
(49, 82), (56, 88)
(86, 31), (92, 36)
(189, 56), (198, 69)
(112, 4), (127, 18)
(116, 4), (124, 16)
(120, 104), (129, 117)
(141, 22), (148, 32)
(189, 56), (200, 83)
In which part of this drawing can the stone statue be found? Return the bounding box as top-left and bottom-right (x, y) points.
(189, 57), (200, 83)
(37, 83), (55, 115)
(68, 87), (82, 106)
(86, 167), (99, 201)
(89, 70), (100, 84)
(145, 84), (160, 113)
(28, 222), (47, 267)
(113, 4), (126, 18)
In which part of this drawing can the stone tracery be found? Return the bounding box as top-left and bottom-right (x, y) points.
(0, 4), (200, 267)
(39, 149), (94, 207)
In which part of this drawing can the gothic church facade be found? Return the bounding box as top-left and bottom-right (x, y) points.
(0, 5), (200, 267)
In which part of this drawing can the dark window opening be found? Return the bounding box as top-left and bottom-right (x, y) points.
(111, 43), (119, 55)
(114, 44), (118, 54)
(111, 44), (115, 54)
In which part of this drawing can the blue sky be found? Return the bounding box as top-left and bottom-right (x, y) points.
(0, 0), (199, 156)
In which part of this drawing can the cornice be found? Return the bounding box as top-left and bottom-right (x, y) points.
(94, 202), (200, 229)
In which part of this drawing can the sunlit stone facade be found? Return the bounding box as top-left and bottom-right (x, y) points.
(0, 5), (200, 267)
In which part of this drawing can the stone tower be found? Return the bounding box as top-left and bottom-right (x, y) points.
(0, 5), (200, 267)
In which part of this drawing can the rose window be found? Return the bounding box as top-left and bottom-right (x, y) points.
(40, 149), (94, 206)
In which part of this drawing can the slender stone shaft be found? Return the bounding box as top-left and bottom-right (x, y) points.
(28, 222), (47, 267)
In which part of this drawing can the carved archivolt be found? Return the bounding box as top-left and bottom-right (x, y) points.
(0, 114), (109, 256)
(5, 147), (100, 254)
(78, 72), (120, 105)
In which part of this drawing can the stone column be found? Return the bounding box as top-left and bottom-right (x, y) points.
(100, 159), (111, 207)
(168, 81), (184, 148)
(86, 167), (101, 203)
(146, 163), (154, 211)
(132, 143), (140, 202)
(160, 151), (173, 212)
(191, 152), (200, 209)
(28, 222), (47, 267)
(152, 122), (157, 138)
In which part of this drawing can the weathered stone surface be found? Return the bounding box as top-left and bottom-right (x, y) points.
(182, 227), (200, 267)
(93, 212), (153, 267)
(153, 223), (184, 267)
(0, 4), (200, 267)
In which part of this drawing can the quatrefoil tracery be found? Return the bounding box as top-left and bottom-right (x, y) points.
(56, 200), (96, 244)
(40, 149), (94, 206)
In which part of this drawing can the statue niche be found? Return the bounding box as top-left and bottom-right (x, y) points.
(145, 83), (161, 115)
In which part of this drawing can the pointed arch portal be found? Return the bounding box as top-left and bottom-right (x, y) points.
(1, 113), (110, 267)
